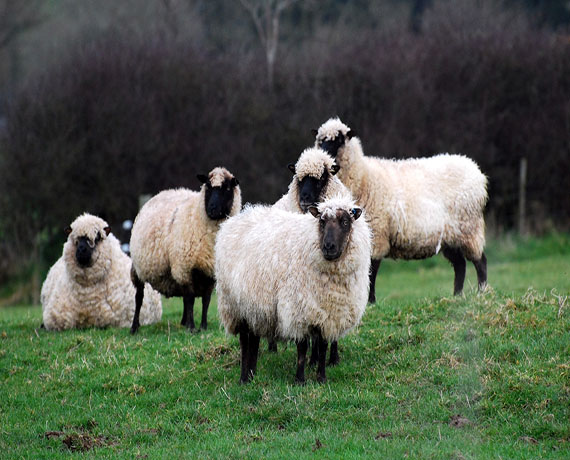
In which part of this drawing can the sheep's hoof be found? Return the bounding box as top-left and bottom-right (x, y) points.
(308, 358), (317, 367)
(328, 357), (339, 367)
(200, 324), (208, 331)
(295, 377), (306, 386)
(130, 326), (139, 335)
(268, 342), (277, 352)
(317, 375), (327, 384)
(239, 378), (251, 385)
(368, 295), (376, 304)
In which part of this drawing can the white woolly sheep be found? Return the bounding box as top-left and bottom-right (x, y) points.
(313, 117), (488, 302)
(41, 213), (162, 330)
(129, 167), (241, 333)
(216, 194), (372, 384)
(273, 146), (345, 214)
(273, 146), (350, 364)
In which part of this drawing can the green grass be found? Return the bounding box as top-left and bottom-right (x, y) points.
(1, 234), (569, 458)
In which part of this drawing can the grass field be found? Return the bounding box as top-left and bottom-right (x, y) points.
(1, 233), (569, 459)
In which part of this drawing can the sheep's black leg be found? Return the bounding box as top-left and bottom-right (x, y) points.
(329, 340), (339, 366)
(368, 259), (382, 304)
(309, 336), (318, 367)
(247, 331), (260, 380)
(181, 295), (196, 331)
(295, 338), (309, 385)
(130, 274), (145, 334)
(316, 332), (328, 384)
(443, 247), (466, 295)
(267, 338), (278, 352)
(471, 252), (488, 291)
(199, 288), (213, 330)
(239, 322), (251, 384)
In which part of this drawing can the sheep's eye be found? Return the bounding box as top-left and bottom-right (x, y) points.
(319, 218), (326, 227)
(342, 219), (350, 228)
(95, 233), (102, 244)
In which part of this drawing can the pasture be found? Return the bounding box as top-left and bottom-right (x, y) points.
(1, 233), (568, 459)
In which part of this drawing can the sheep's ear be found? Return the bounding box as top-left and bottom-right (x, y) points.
(351, 208), (362, 220)
(230, 177), (239, 187)
(308, 206), (320, 218)
(64, 226), (72, 235)
(330, 163), (340, 175)
(104, 226), (111, 236)
(346, 129), (356, 139)
(287, 163), (296, 174)
(311, 129), (318, 137)
(197, 174), (209, 184)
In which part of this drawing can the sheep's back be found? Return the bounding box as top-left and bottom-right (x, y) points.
(130, 188), (199, 284)
(362, 154), (487, 259)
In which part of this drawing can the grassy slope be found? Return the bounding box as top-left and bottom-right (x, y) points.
(0, 234), (569, 459)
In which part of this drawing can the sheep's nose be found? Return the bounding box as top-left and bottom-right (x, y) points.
(324, 241), (336, 251)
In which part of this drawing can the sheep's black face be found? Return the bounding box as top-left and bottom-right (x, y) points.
(318, 133), (345, 158)
(75, 234), (102, 268)
(308, 207), (362, 261)
(201, 176), (239, 220)
(298, 171), (329, 213)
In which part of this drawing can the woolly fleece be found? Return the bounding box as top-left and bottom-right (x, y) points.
(130, 167), (241, 295)
(315, 118), (488, 261)
(41, 213), (162, 330)
(273, 147), (348, 213)
(216, 194), (372, 343)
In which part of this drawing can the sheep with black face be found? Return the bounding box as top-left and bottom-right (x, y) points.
(129, 167), (241, 333)
(273, 147), (346, 214)
(273, 146), (351, 364)
(216, 194), (371, 384)
(41, 213), (162, 330)
(314, 117), (488, 301)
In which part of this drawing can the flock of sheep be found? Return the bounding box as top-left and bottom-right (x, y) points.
(41, 117), (488, 384)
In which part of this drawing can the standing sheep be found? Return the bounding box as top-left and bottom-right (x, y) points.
(273, 147), (344, 213)
(129, 167), (241, 333)
(313, 117), (488, 302)
(41, 213), (162, 330)
(273, 146), (350, 365)
(216, 194), (372, 384)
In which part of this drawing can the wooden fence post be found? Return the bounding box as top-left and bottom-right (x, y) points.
(518, 157), (527, 236)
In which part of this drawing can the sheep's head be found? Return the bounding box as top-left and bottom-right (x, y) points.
(65, 214), (111, 268)
(198, 167), (239, 220)
(312, 117), (355, 158)
(308, 197), (362, 261)
(288, 147), (340, 213)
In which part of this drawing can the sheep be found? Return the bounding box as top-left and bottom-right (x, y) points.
(273, 146), (345, 214)
(216, 193), (372, 384)
(41, 213), (162, 330)
(129, 166), (241, 334)
(273, 146), (350, 365)
(313, 117), (488, 302)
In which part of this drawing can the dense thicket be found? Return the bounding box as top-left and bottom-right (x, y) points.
(0, 2), (569, 295)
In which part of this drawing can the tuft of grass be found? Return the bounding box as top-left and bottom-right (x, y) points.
(0, 235), (569, 458)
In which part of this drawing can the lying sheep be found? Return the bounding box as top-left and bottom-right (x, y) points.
(130, 167), (241, 333)
(41, 213), (162, 330)
(313, 117), (488, 302)
(273, 146), (350, 365)
(216, 194), (372, 384)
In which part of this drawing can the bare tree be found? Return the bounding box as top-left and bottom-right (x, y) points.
(237, 0), (298, 89)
